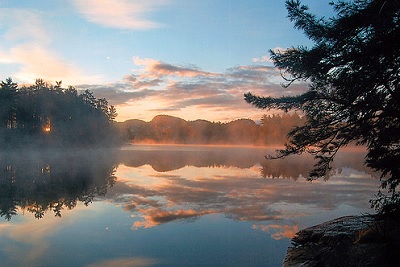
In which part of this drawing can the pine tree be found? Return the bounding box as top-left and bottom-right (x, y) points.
(245, 0), (400, 213)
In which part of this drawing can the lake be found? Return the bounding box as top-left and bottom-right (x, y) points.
(0, 145), (379, 267)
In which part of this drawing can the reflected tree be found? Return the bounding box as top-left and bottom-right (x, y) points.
(260, 149), (373, 181)
(0, 149), (117, 220)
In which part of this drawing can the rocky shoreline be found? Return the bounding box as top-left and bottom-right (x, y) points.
(283, 215), (400, 267)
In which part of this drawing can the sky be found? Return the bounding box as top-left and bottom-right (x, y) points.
(0, 0), (334, 122)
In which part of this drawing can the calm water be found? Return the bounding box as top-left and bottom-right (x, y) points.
(0, 145), (379, 267)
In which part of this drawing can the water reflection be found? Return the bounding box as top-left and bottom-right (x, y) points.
(0, 145), (377, 228)
(119, 145), (374, 178)
(118, 145), (271, 171)
(0, 149), (117, 220)
(0, 145), (381, 266)
(260, 149), (375, 180)
(110, 145), (379, 235)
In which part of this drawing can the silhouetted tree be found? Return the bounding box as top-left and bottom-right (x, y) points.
(0, 78), (120, 148)
(107, 105), (118, 122)
(245, 0), (400, 214)
(0, 79), (18, 146)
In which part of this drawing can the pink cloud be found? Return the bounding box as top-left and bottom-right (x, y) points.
(72, 0), (168, 30)
(133, 57), (216, 78)
(3, 45), (100, 84)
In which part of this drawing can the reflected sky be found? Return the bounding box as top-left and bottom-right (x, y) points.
(0, 145), (380, 266)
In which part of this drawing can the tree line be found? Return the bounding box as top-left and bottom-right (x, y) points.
(118, 114), (306, 146)
(0, 78), (119, 148)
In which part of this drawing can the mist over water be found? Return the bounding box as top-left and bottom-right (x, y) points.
(0, 145), (378, 266)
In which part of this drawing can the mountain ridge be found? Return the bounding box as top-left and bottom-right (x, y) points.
(117, 114), (305, 146)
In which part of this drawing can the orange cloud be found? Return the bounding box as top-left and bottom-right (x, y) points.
(252, 224), (299, 240)
(132, 208), (213, 230)
(3, 45), (100, 85)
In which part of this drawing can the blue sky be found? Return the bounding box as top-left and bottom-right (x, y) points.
(0, 0), (334, 122)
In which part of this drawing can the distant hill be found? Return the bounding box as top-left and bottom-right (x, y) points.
(117, 114), (305, 146)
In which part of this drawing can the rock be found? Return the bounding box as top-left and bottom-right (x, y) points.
(283, 215), (400, 267)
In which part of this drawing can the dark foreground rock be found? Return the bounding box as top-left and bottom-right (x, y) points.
(283, 215), (400, 267)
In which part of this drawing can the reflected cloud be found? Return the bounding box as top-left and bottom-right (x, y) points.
(108, 146), (379, 232)
(132, 208), (213, 229)
(0, 203), (113, 267)
(87, 257), (159, 267)
(0, 210), (79, 267)
(252, 224), (299, 240)
(118, 146), (277, 171)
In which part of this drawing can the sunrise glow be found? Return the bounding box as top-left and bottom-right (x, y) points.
(0, 1), (332, 123)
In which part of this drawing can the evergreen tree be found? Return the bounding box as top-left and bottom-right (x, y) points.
(0, 79), (119, 148)
(245, 0), (400, 213)
(0, 78), (18, 130)
(107, 105), (118, 122)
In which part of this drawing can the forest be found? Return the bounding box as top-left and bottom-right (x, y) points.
(0, 78), (119, 148)
(118, 114), (306, 146)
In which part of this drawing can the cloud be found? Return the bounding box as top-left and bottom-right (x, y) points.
(83, 57), (309, 122)
(252, 55), (272, 63)
(133, 57), (216, 78)
(76, 83), (153, 105)
(0, 8), (100, 85)
(72, 0), (168, 30)
(0, 9), (50, 46)
(252, 47), (286, 63)
(1, 45), (99, 84)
